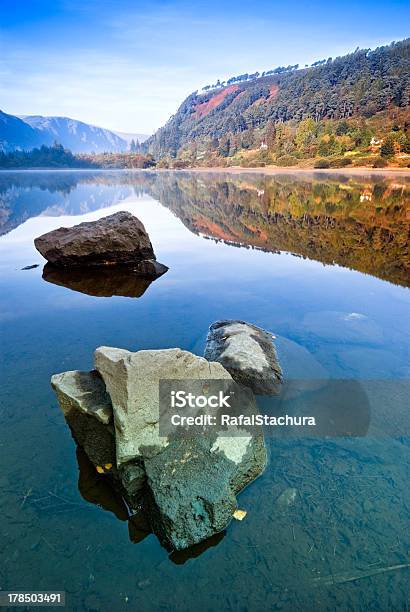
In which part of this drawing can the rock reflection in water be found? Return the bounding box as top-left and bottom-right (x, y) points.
(42, 263), (166, 298)
(77, 446), (151, 542)
(169, 531), (226, 565)
(76, 447), (129, 522)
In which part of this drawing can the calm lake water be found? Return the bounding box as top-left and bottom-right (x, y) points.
(0, 170), (409, 611)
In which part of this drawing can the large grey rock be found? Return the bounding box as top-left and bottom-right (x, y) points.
(94, 347), (231, 465)
(34, 211), (164, 269)
(144, 433), (267, 551)
(51, 341), (272, 551)
(204, 320), (282, 394)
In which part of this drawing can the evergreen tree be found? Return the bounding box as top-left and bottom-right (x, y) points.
(380, 136), (396, 157)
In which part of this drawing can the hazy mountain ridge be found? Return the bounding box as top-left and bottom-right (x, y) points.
(146, 39), (410, 160)
(22, 115), (128, 153)
(0, 111), (134, 153)
(0, 111), (52, 152)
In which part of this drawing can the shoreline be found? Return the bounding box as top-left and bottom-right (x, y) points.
(186, 165), (410, 177)
(1, 165), (409, 177)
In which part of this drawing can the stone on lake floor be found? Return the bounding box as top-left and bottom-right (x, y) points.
(276, 487), (298, 508)
(94, 346), (231, 465)
(34, 211), (166, 270)
(204, 320), (282, 394)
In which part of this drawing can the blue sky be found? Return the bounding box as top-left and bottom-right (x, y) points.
(1, 0), (409, 134)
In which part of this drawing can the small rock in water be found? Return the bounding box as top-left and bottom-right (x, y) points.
(21, 264), (39, 270)
(204, 320), (282, 394)
(137, 579), (151, 590)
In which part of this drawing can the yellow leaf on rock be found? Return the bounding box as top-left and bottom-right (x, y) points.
(233, 509), (247, 521)
(104, 463), (112, 470)
(96, 466), (104, 474)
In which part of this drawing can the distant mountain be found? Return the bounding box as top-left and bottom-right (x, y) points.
(0, 111), (129, 153)
(113, 131), (151, 146)
(21, 115), (128, 153)
(0, 110), (52, 152)
(146, 39), (410, 160)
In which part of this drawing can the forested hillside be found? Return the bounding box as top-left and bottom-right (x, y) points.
(146, 39), (410, 167)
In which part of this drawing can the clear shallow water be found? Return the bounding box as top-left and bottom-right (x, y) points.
(0, 170), (409, 611)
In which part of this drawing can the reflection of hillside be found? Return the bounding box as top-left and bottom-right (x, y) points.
(0, 170), (408, 287)
(146, 174), (410, 288)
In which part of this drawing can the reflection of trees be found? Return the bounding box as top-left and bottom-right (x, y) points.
(0, 171), (150, 195)
(0, 170), (408, 287)
(146, 174), (410, 288)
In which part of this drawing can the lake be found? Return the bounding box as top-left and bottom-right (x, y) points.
(0, 169), (409, 611)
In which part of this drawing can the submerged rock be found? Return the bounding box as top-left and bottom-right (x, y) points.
(34, 211), (163, 268)
(276, 487), (298, 508)
(94, 346), (231, 465)
(204, 320), (282, 394)
(42, 262), (167, 297)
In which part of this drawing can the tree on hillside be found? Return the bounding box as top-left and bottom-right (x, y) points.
(265, 121), (276, 150)
(380, 136), (396, 157)
(217, 135), (231, 157)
